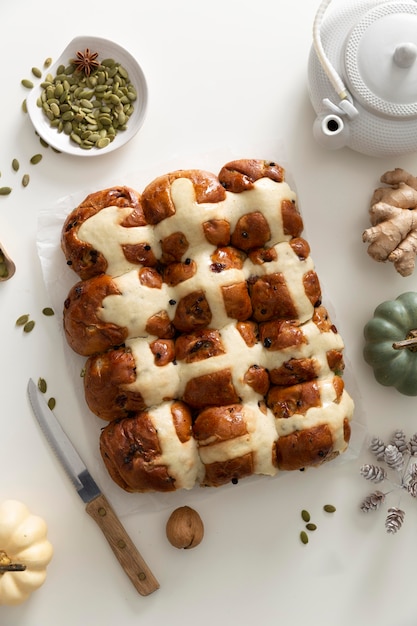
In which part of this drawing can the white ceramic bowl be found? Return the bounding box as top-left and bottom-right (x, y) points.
(26, 36), (148, 157)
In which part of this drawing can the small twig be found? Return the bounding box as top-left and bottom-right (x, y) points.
(0, 563), (26, 572)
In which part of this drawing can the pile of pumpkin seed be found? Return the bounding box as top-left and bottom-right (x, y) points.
(37, 58), (137, 150)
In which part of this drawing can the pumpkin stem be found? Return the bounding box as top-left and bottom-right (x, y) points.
(393, 329), (417, 351)
(0, 563), (26, 572)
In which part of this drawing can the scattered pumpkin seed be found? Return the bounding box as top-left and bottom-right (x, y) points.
(323, 504), (336, 513)
(30, 154), (42, 165)
(306, 523), (317, 531)
(300, 531), (309, 545)
(38, 377), (47, 394)
(301, 509), (310, 523)
(44, 57), (52, 68)
(42, 307), (54, 316)
(39, 137), (49, 148)
(12, 158), (19, 172)
(16, 314), (30, 326)
(22, 174), (30, 187)
(0, 187), (12, 196)
(32, 67), (42, 79)
(47, 397), (56, 410)
(21, 78), (34, 89)
(23, 320), (35, 333)
(22, 99), (27, 113)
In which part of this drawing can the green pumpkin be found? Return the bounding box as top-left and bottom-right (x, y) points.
(364, 292), (417, 396)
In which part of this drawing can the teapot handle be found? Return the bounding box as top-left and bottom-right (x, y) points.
(313, 0), (349, 101)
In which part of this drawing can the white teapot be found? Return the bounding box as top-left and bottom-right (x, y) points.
(308, 0), (417, 156)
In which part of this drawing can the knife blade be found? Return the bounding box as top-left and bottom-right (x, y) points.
(27, 378), (159, 596)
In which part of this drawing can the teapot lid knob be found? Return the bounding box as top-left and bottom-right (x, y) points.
(344, 2), (417, 118)
(394, 43), (417, 68)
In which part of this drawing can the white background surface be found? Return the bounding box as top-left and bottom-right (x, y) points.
(2, 1), (417, 624)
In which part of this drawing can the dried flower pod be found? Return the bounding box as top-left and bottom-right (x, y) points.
(384, 444), (404, 471)
(360, 491), (386, 512)
(385, 507), (405, 533)
(360, 464), (387, 483)
(166, 506), (204, 549)
(369, 436), (386, 461)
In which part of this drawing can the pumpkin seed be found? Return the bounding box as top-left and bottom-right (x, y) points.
(22, 174), (30, 187)
(96, 136), (110, 148)
(12, 158), (19, 172)
(16, 314), (29, 326)
(306, 523), (317, 531)
(0, 187), (12, 196)
(30, 154), (42, 165)
(21, 78), (34, 89)
(38, 377), (47, 393)
(47, 397), (56, 410)
(32, 67), (42, 78)
(50, 102), (60, 117)
(118, 65), (128, 79)
(301, 509), (310, 522)
(323, 504), (336, 513)
(42, 307), (54, 316)
(44, 57), (52, 68)
(61, 110), (75, 121)
(70, 132), (82, 145)
(300, 531), (309, 545)
(39, 137), (49, 148)
(22, 99), (27, 113)
(23, 320), (35, 333)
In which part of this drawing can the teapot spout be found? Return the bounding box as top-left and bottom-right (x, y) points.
(313, 113), (350, 150)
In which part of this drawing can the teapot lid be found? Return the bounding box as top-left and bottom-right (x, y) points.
(344, 1), (417, 118)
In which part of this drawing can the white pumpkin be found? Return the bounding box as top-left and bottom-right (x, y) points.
(0, 500), (53, 605)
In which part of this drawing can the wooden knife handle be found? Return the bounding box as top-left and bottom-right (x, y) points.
(86, 493), (159, 596)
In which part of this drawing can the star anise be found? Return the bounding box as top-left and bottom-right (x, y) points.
(72, 48), (100, 77)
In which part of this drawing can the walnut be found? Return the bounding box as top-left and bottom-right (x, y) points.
(165, 506), (204, 549)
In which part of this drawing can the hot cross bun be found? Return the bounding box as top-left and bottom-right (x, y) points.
(61, 159), (354, 492)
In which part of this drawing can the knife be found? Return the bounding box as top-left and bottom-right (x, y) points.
(27, 378), (159, 596)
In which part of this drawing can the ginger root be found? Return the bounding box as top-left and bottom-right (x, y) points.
(362, 168), (417, 277)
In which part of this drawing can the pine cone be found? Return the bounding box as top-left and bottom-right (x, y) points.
(369, 436), (386, 461)
(407, 477), (417, 497)
(409, 462), (417, 478)
(409, 433), (417, 456)
(360, 464), (387, 483)
(384, 444), (405, 471)
(385, 507), (405, 533)
(360, 491), (385, 512)
(390, 429), (408, 453)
